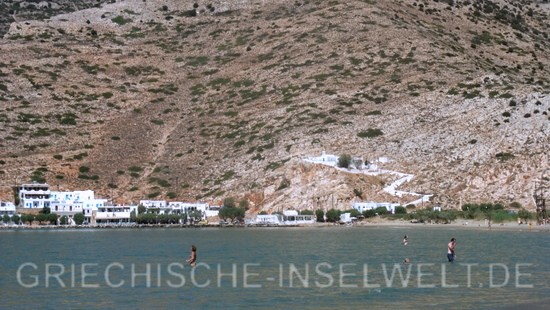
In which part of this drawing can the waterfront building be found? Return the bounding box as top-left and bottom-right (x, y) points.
(282, 210), (316, 225)
(141, 200), (218, 219)
(0, 201), (16, 218)
(340, 212), (352, 223)
(254, 214), (283, 225)
(92, 205), (138, 224)
(16, 182), (51, 209)
(51, 190), (107, 219)
(251, 210), (315, 226)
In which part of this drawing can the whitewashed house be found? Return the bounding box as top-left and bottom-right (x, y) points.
(139, 200), (167, 209)
(254, 214), (283, 225)
(16, 182), (51, 209)
(92, 205), (138, 224)
(0, 201), (16, 218)
(51, 190), (107, 219)
(282, 210), (315, 225)
(352, 201), (400, 214)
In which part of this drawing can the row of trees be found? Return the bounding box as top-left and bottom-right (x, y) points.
(2, 209), (86, 225)
(312, 203), (535, 224)
(133, 213), (184, 225)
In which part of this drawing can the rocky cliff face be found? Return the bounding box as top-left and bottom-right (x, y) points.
(0, 0), (548, 211)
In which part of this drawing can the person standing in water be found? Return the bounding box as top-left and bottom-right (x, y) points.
(186, 245), (197, 267)
(402, 235), (408, 246)
(447, 238), (456, 263)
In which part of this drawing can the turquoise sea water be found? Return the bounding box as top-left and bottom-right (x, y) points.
(0, 226), (548, 309)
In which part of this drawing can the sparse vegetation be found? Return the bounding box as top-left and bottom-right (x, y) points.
(0, 0), (546, 206)
(357, 128), (384, 138)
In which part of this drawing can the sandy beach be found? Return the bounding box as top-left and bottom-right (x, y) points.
(312, 218), (550, 232)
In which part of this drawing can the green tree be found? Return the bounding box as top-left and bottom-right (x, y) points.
(315, 209), (324, 222)
(219, 206), (245, 222)
(353, 188), (363, 199)
(344, 209), (361, 218)
(138, 205), (146, 214)
(36, 213), (48, 224)
(11, 214), (20, 224)
(74, 213), (85, 225)
(130, 210), (137, 222)
(40, 206), (51, 214)
(300, 210), (314, 215)
(48, 213), (58, 225)
(461, 203), (479, 219)
(188, 210), (203, 222)
(374, 206), (388, 215)
(233, 207), (245, 222)
(223, 197), (236, 208)
(517, 208), (530, 221)
(362, 209), (376, 218)
(337, 154), (352, 168)
(20, 214), (35, 224)
(325, 208), (341, 222)
(394, 206), (407, 214)
(2, 214), (10, 223)
(238, 199), (249, 210)
(60, 215), (69, 225)
(509, 201), (522, 209)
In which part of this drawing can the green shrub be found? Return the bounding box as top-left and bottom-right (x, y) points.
(357, 128), (383, 138)
(495, 152), (514, 162)
(366, 110), (382, 116)
(337, 154), (351, 168)
(112, 16), (132, 25)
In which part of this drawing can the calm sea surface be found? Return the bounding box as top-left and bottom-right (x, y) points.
(0, 226), (548, 309)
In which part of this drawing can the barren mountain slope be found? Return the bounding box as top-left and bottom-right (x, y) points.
(0, 0), (548, 211)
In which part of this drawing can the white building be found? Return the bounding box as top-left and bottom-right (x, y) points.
(139, 200), (167, 208)
(0, 201), (16, 218)
(168, 202), (210, 215)
(282, 210), (315, 225)
(51, 190), (107, 219)
(251, 210), (315, 226)
(254, 214), (283, 225)
(140, 200), (218, 220)
(204, 205), (220, 218)
(92, 205), (138, 224)
(352, 201), (401, 214)
(304, 151), (378, 171)
(16, 182), (51, 209)
(340, 212), (352, 223)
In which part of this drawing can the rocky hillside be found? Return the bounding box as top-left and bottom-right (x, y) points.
(0, 0), (548, 212)
(0, 0), (114, 37)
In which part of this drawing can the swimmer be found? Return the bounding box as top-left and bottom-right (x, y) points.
(447, 238), (456, 263)
(186, 245), (197, 267)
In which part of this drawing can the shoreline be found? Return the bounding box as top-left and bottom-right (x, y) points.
(1, 219), (549, 231)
